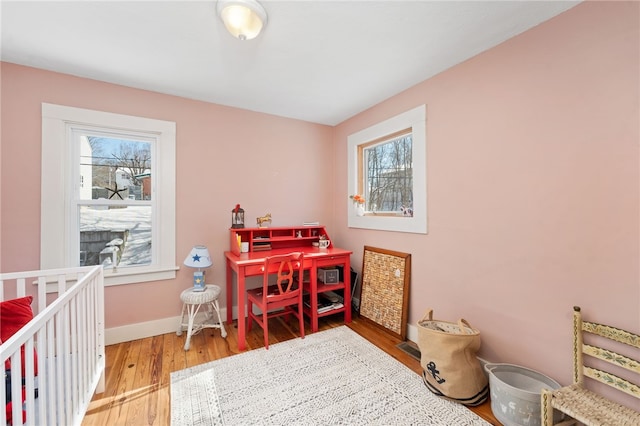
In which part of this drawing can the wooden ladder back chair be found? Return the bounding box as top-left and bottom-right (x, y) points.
(541, 306), (640, 426)
(247, 252), (305, 349)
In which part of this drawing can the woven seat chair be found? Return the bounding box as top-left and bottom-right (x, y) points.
(541, 306), (640, 426)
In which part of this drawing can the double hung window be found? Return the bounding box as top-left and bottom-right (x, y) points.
(41, 104), (176, 285)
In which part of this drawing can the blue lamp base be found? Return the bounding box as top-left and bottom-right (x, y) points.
(193, 271), (205, 292)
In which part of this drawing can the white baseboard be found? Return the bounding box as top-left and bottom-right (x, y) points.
(406, 322), (418, 344)
(107, 315), (416, 346)
(107, 309), (415, 346)
(105, 307), (229, 345)
(106, 309), (490, 379)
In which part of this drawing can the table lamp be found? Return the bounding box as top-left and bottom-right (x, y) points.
(184, 245), (212, 292)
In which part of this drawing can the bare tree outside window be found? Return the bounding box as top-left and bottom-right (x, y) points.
(347, 105), (426, 234)
(86, 137), (151, 199)
(362, 132), (413, 216)
(109, 140), (151, 187)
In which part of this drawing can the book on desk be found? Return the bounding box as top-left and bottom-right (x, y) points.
(252, 242), (272, 251)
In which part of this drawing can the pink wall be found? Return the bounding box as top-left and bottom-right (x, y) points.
(1, 0), (638, 408)
(333, 1), (638, 406)
(0, 63), (333, 328)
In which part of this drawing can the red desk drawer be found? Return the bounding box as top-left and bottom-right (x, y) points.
(242, 264), (264, 276)
(315, 255), (348, 268)
(242, 259), (308, 276)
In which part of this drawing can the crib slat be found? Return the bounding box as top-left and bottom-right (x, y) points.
(80, 286), (89, 409)
(56, 308), (67, 425)
(38, 275), (47, 314)
(36, 325), (48, 426)
(70, 295), (80, 421)
(9, 354), (24, 426)
(57, 273), (67, 295)
(23, 337), (36, 426)
(46, 319), (57, 425)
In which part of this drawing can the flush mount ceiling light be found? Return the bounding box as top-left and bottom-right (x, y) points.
(217, 0), (268, 41)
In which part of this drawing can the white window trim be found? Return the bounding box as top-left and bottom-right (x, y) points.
(41, 103), (177, 286)
(347, 105), (427, 234)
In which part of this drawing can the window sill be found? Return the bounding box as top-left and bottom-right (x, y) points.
(348, 213), (427, 234)
(34, 266), (179, 293)
(103, 266), (179, 286)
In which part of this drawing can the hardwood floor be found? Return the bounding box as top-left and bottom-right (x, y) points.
(82, 315), (500, 425)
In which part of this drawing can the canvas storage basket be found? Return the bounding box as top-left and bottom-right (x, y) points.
(417, 309), (489, 406)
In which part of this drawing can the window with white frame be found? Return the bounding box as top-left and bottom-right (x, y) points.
(348, 105), (427, 234)
(41, 103), (177, 285)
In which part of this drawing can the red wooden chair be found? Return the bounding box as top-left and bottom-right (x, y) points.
(247, 252), (305, 349)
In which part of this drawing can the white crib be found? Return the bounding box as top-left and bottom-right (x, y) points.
(1, 265), (105, 426)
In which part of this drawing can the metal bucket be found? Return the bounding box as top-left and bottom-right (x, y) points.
(485, 363), (562, 426)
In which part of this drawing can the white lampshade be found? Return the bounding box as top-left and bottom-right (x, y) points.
(217, 0), (267, 41)
(183, 245), (213, 269)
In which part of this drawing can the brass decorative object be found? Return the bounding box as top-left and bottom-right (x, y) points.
(256, 213), (272, 227)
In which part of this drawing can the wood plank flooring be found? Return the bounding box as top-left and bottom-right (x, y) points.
(83, 315), (500, 425)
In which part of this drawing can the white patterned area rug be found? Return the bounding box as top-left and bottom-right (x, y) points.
(170, 326), (490, 425)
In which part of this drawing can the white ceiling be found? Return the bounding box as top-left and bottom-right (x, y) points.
(1, 1), (580, 126)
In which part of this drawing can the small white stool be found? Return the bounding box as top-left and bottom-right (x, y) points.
(177, 285), (227, 350)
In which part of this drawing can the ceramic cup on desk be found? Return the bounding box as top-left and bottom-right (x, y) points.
(318, 239), (330, 249)
(240, 242), (249, 253)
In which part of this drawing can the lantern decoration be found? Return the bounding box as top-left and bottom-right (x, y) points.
(232, 204), (245, 228)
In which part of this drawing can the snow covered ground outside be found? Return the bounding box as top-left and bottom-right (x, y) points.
(80, 205), (151, 268)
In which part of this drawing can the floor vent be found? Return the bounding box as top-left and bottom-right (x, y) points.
(396, 341), (421, 361)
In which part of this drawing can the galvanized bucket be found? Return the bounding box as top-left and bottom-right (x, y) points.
(484, 363), (563, 426)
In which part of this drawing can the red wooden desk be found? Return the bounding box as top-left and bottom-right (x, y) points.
(225, 247), (352, 351)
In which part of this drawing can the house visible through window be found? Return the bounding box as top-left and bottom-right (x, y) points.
(42, 103), (177, 286)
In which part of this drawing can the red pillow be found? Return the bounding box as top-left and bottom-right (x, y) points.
(1, 296), (37, 375)
(0, 296), (34, 342)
